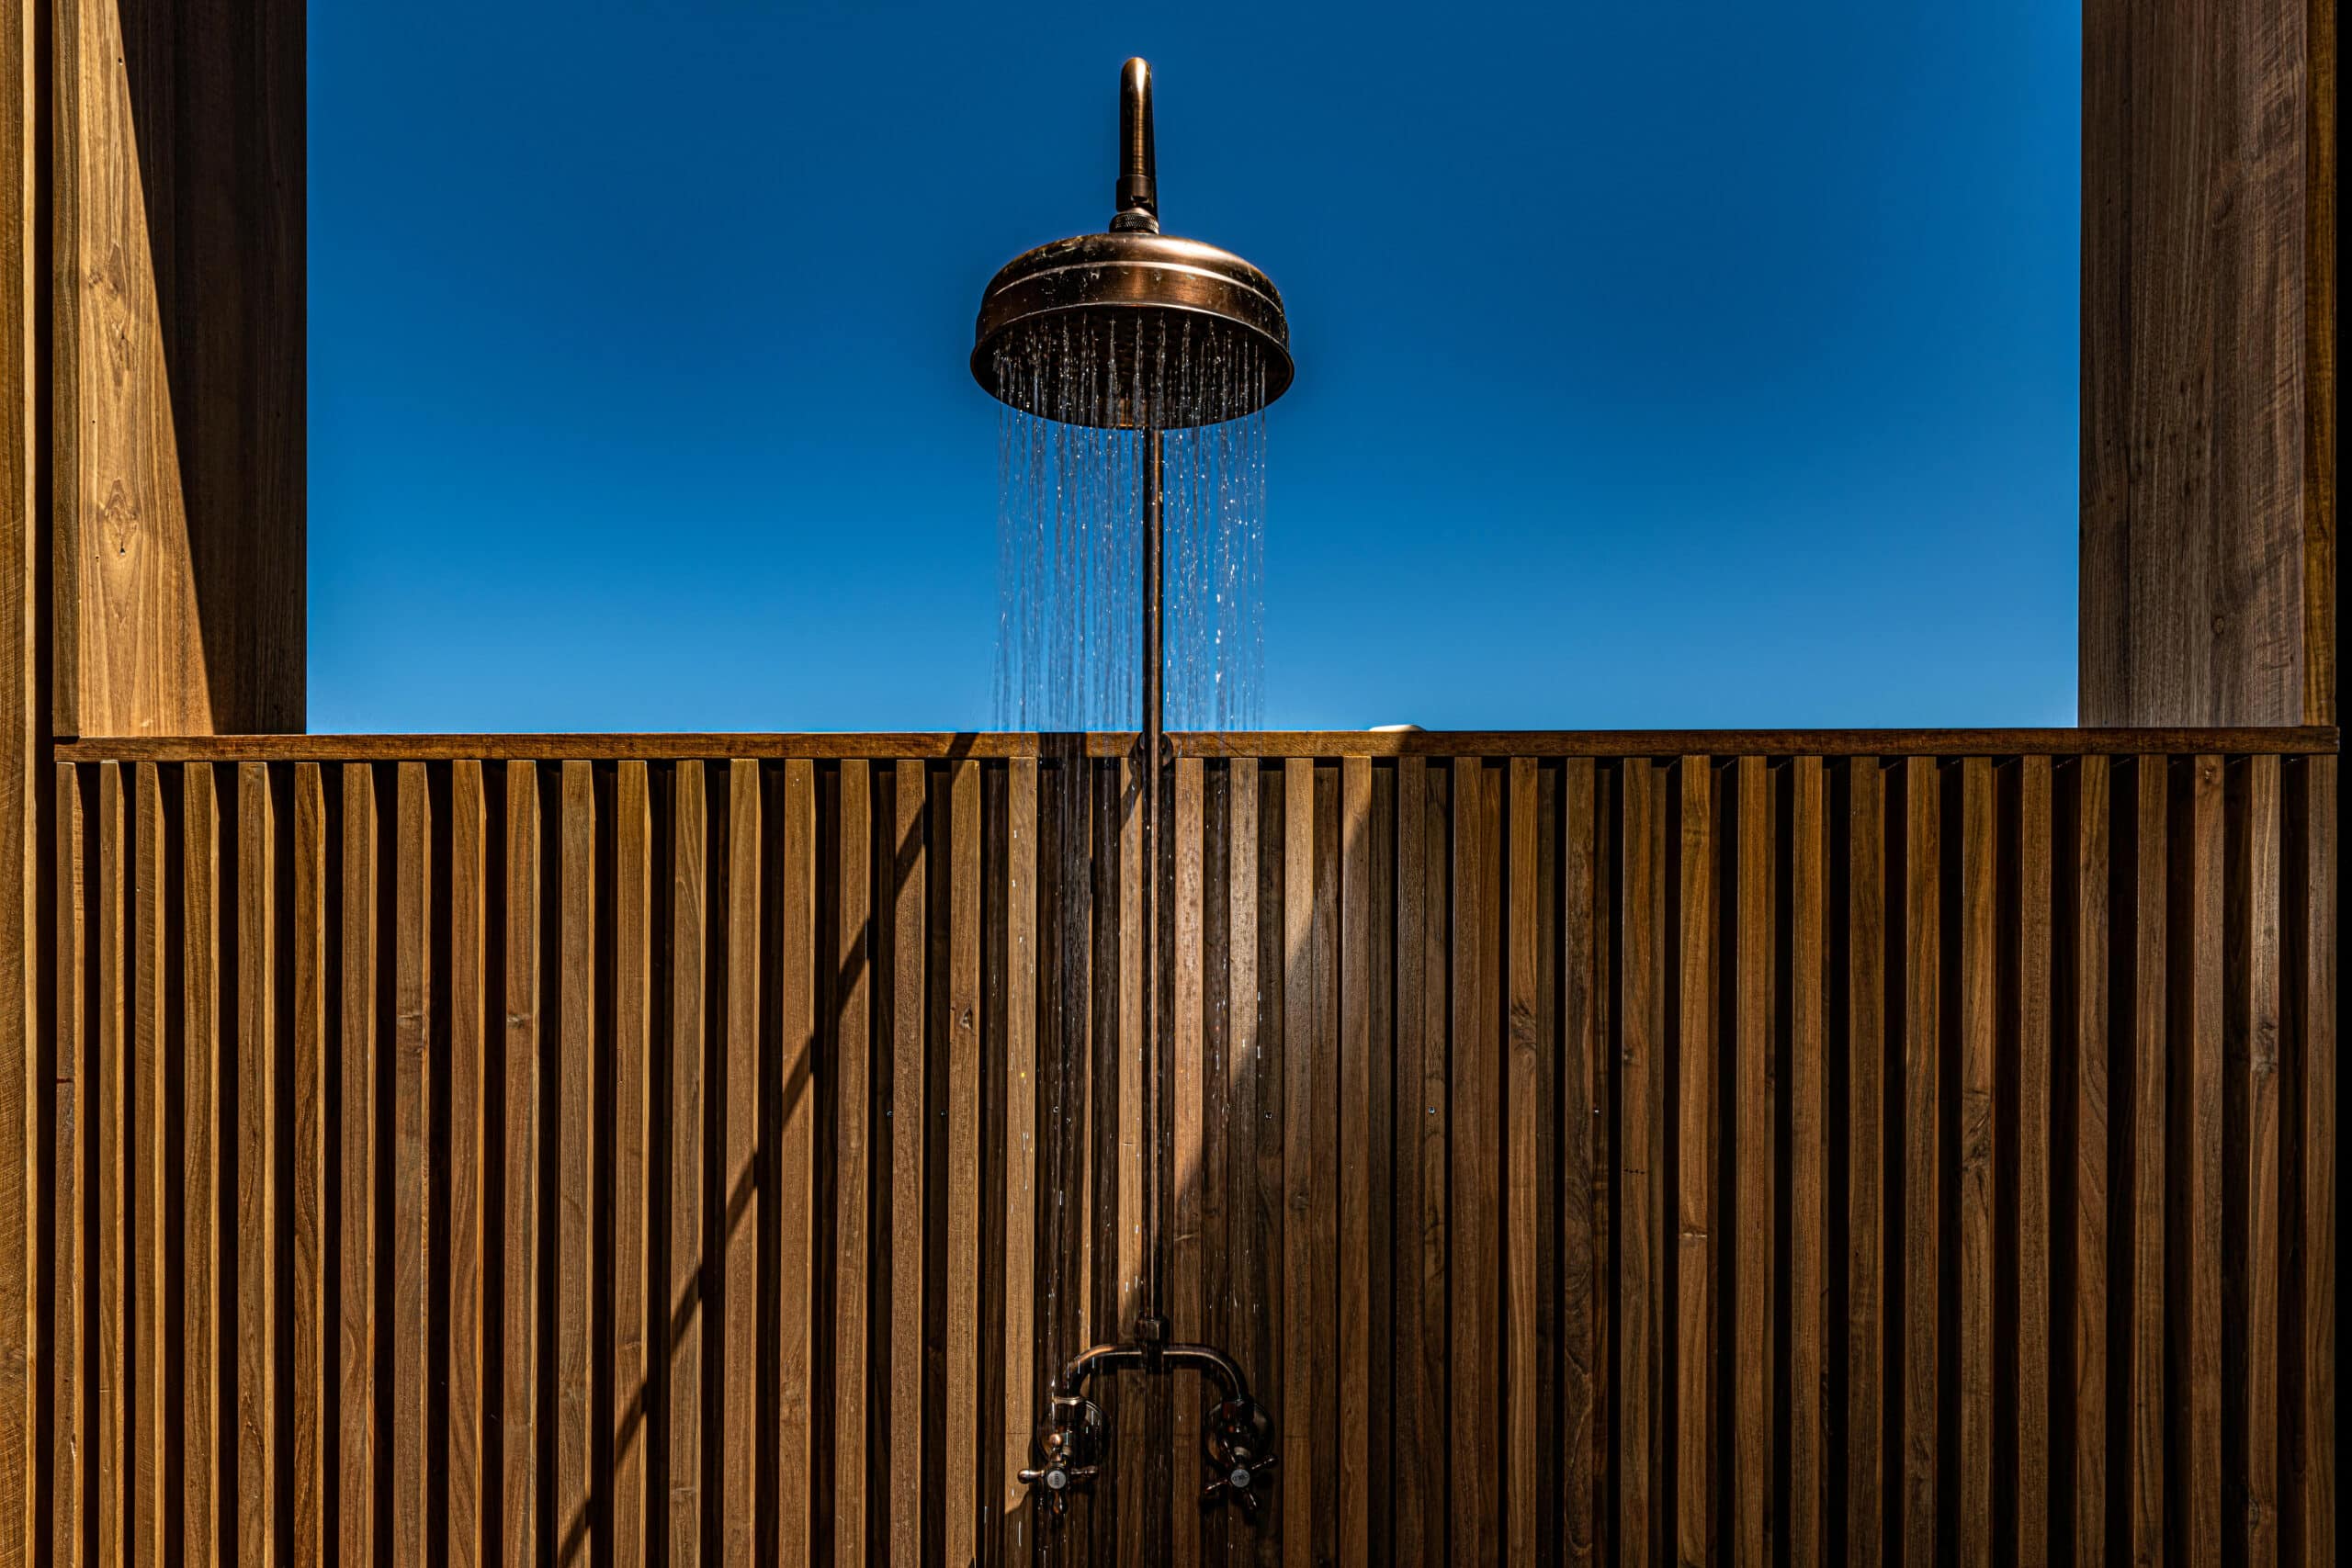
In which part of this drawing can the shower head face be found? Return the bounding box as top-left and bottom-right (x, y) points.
(971, 60), (1294, 431)
(972, 231), (1293, 429)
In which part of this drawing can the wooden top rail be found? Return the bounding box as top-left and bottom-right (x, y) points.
(51, 726), (2342, 762)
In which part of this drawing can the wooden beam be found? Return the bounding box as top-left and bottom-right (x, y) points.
(2082, 0), (2335, 725)
(49, 0), (302, 737)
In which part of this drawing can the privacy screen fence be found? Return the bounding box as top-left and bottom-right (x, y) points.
(17, 730), (2339, 1568)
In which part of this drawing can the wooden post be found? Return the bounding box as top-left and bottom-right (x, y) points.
(2082, 0), (2335, 726)
(48, 0), (304, 738)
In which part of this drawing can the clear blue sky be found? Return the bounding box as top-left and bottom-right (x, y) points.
(310, 0), (2079, 733)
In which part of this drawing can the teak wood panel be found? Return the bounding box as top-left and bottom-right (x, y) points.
(14, 746), (2340, 1565)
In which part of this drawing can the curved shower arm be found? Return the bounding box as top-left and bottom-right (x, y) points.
(1114, 57), (1159, 231)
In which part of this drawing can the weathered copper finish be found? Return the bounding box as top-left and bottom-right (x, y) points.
(971, 59), (1294, 429)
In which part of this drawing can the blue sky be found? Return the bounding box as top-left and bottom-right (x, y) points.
(310, 0), (2079, 732)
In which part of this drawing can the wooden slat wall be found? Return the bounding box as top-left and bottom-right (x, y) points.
(22, 747), (2340, 1564)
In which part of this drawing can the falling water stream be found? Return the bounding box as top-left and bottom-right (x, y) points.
(991, 313), (1270, 731)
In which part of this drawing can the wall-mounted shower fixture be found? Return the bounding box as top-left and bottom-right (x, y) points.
(975, 57), (1293, 1525)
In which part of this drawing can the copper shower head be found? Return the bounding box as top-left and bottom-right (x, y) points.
(971, 59), (1295, 430)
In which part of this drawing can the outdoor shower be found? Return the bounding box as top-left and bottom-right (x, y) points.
(973, 59), (1293, 1523)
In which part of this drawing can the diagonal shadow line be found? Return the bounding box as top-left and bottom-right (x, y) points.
(552, 736), (996, 1565)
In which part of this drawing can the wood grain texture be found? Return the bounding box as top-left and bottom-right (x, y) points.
(1281, 757), (1314, 1568)
(1846, 760), (1887, 1562)
(1788, 756), (1827, 1567)
(612, 761), (651, 1568)
(836, 761), (873, 1568)
(342, 764), (380, 1567)
(48, 766), (85, 1568)
(1001, 758), (1036, 1563)
(392, 763), (431, 1567)
(1673, 757), (1716, 1568)
(0, 10), (40, 1557)
(2223, 753), (2279, 1568)
(776, 760), (816, 1567)
(2066, 756), (2110, 1568)
(1340, 756), (1374, 1568)
(14, 741), (2331, 1562)
(944, 761), (980, 1568)
(1172, 757), (1206, 1568)
(2013, 757), (2053, 1568)
(1899, 758), (1938, 1568)
(1503, 758), (1540, 1568)
(668, 761), (708, 1568)
(447, 761), (488, 1567)
(500, 761), (539, 1568)
(1451, 758), (1500, 1568)
(129, 767), (163, 1562)
(2281, 754), (2334, 1565)
(49, 0), (304, 737)
(2081, 0), (2333, 726)
(1958, 758), (1995, 1566)
(721, 761), (758, 1568)
(1559, 758), (1600, 1567)
(181, 765), (222, 1566)
(1733, 758), (1774, 1568)
(55, 727), (2342, 764)
(289, 764), (326, 1566)
(232, 764), (271, 1564)
(887, 760), (922, 1568)
(2170, 757), (2224, 1565)
(1619, 758), (1663, 1568)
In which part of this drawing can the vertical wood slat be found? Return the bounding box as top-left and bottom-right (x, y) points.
(448, 761), (488, 1568)
(1503, 758), (1540, 1568)
(500, 761), (539, 1568)
(556, 762), (595, 1560)
(721, 761), (759, 1568)
(1109, 752), (1145, 1564)
(667, 761), (707, 1568)
(182, 764), (222, 1567)
(612, 761), (651, 1568)
(289, 765), (327, 1568)
(393, 762), (431, 1568)
(778, 760), (815, 1567)
(1733, 757), (1774, 1568)
(19, 739), (2339, 1565)
(2224, 753), (2279, 1568)
(2283, 754), (2334, 1566)
(234, 763), (273, 1567)
(49, 765), (85, 1568)
(2173, 757), (2224, 1566)
(1451, 758), (1499, 1568)
(1900, 757), (1939, 1568)
(1340, 757), (1374, 1568)
(888, 761), (923, 1568)
(1673, 756), (1715, 1568)
(944, 761), (980, 1568)
(1619, 757), (1663, 1568)
(344, 764), (380, 1568)
(837, 761), (873, 1568)
(1846, 759), (1886, 1561)
(2068, 756), (2110, 1568)
(1559, 758), (1600, 1568)
(1170, 758), (1204, 1568)
(1281, 757), (1314, 1568)
(1958, 756), (1995, 1567)
(1788, 756), (1827, 1566)
(1000, 759), (1035, 1565)
(2125, 758), (2165, 1568)
(2014, 757), (2052, 1568)
(91, 766), (119, 1568)
(130, 767), (164, 1562)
